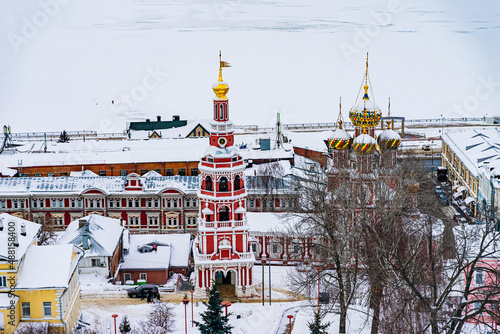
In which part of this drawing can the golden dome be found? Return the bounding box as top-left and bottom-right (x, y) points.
(213, 51), (230, 100)
(212, 69), (229, 100)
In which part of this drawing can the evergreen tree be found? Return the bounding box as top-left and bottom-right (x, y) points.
(119, 315), (131, 334)
(194, 284), (233, 334)
(307, 309), (331, 334)
(58, 130), (70, 143)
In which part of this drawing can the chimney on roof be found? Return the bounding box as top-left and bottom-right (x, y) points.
(82, 233), (90, 250)
(152, 243), (157, 252)
(146, 118), (150, 122)
(21, 223), (26, 236)
(172, 115), (180, 121)
(79, 219), (86, 229)
(157, 115), (161, 122)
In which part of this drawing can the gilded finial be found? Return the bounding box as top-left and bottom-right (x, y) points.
(337, 97), (343, 129)
(362, 126), (367, 134)
(387, 97), (392, 129)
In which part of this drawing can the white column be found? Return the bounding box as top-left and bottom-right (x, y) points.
(201, 265), (205, 288)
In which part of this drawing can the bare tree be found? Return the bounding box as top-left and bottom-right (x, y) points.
(37, 216), (56, 245)
(133, 303), (175, 334)
(284, 168), (362, 334)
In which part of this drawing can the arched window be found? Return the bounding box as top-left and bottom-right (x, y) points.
(214, 104), (217, 120)
(219, 206), (229, 221)
(205, 176), (213, 191)
(225, 104), (228, 119)
(219, 105), (223, 120)
(219, 176), (228, 192)
(234, 175), (242, 191)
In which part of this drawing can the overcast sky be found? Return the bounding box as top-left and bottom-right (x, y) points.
(1, 0), (499, 133)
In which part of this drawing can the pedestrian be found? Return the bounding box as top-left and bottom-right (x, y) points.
(140, 290), (145, 301)
(147, 291), (154, 303)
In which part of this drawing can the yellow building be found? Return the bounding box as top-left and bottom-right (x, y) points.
(0, 213), (40, 334)
(0, 214), (83, 334)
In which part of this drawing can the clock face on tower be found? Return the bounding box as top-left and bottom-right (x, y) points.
(218, 137), (227, 147)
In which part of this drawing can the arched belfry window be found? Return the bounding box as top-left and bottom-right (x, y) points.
(219, 105), (223, 120)
(205, 176), (213, 191)
(214, 105), (218, 120)
(219, 176), (228, 192)
(234, 175), (242, 191)
(219, 206), (229, 221)
(224, 104), (227, 120)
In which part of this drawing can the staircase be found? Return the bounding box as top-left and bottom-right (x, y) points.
(217, 284), (236, 301)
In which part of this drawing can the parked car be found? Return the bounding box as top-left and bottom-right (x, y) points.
(435, 186), (445, 196)
(127, 284), (159, 298)
(422, 145), (430, 151)
(459, 218), (467, 224)
(438, 194), (449, 206)
(453, 213), (462, 221)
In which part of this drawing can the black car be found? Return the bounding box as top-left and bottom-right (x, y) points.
(127, 284), (159, 298)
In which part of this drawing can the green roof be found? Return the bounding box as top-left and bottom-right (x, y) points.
(129, 119), (187, 131)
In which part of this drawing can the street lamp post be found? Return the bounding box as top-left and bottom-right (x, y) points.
(183, 298), (189, 334)
(316, 267), (321, 308)
(190, 290), (195, 327)
(287, 315), (294, 334)
(440, 114), (444, 138)
(221, 301), (231, 316)
(111, 314), (118, 334)
(268, 240), (271, 306)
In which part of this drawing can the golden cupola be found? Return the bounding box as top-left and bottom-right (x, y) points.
(212, 51), (230, 100)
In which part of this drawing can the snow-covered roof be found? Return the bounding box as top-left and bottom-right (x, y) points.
(70, 170), (98, 177)
(247, 212), (298, 233)
(331, 128), (351, 140)
(129, 119), (212, 139)
(0, 175), (199, 195)
(0, 293), (18, 308)
(244, 160), (293, 177)
(121, 234), (191, 270)
(0, 213), (40, 262)
(0, 134), (293, 169)
(354, 133), (377, 144)
(58, 214), (124, 257)
(378, 129), (401, 141)
(443, 128), (500, 179)
(0, 166), (17, 177)
(16, 244), (81, 289)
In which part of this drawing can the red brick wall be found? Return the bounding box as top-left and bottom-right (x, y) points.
(120, 270), (168, 285)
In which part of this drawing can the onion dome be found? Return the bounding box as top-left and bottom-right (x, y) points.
(212, 51), (231, 100)
(329, 128), (351, 150)
(377, 98), (401, 150)
(378, 129), (401, 150)
(328, 98), (351, 150)
(349, 85), (382, 127)
(353, 133), (377, 155)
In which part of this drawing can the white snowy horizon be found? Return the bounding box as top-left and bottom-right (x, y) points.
(0, 0), (499, 133)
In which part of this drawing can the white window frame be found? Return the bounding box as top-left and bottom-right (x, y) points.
(43, 302), (52, 317)
(139, 273), (147, 281)
(22, 302), (30, 318)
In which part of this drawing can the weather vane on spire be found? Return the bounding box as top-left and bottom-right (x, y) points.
(218, 50), (231, 82)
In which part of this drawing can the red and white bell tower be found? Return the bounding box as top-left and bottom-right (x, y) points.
(193, 53), (256, 298)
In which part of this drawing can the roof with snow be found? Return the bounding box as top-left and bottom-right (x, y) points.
(0, 134), (293, 169)
(0, 174), (199, 195)
(0, 213), (41, 262)
(0, 293), (18, 308)
(121, 234), (192, 270)
(247, 212), (301, 233)
(58, 214), (124, 257)
(16, 244), (81, 289)
(443, 128), (500, 179)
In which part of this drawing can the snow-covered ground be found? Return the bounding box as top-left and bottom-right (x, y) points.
(1, 1), (498, 133)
